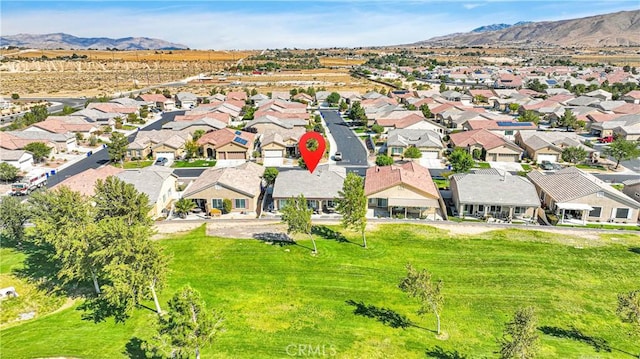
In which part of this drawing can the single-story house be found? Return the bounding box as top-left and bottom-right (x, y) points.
(386, 129), (443, 159)
(449, 129), (523, 162)
(51, 165), (125, 197)
(590, 114), (640, 141)
(621, 90), (640, 104)
(272, 165), (346, 213)
(5, 131), (76, 153)
(136, 94), (176, 111)
(364, 162), (446, 220)
(24, 116), (99, 137)
(622, 179), (640, 209)
(450, 170), (540, 221)
(515, 131), (596, 163)
(528, 167), (640, 224)
(162, 117), (227, 132)
(463, 120), (538, 141)
(117, 166), (178, 219)
(197, 128), (255, 160)
(175, 92), (198, 109)
(127, 129), (192, 160)
(0, 149), (34, 172)
(182, 162), (265, 215)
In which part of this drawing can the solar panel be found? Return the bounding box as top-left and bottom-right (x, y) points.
(235, 130), (242, 135)
(497, 121), (533, 127)
(233, 136), (248, 145)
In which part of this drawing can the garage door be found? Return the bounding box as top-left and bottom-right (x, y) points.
(264, 150), (283, 158)
(226, 152), (247, 160)
(421, 151), (439, 159)
(156, 152), (175, 160)
(498, 154), (519, 162)
(537, 154), (557, 163)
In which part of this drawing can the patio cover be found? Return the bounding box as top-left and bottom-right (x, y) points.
(388, 198), (433, 207)
(556, 202), (593, 211)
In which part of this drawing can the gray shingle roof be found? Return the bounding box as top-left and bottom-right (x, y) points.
(272, 165), (346, 200)
(116, 167), (176, 205)
(451, 173), (540, 207)
(387, 129), (443, 148)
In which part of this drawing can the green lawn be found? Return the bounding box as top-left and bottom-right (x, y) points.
(521, 164), (532, 171)
(122, 160), (153, 169)
(433, 178), (449, 189)
(172, 159), (217, 168)
(576, 164), (607, 171)
(474, 161), (491, 169)
(1, 225), (640, 358)
(559, 223), (640, 231)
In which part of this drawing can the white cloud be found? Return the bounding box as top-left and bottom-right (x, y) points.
(463, 3), (484, 10)
(0, 6), (495, 49)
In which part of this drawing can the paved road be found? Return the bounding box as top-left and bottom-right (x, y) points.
(320, 110), (368, 168)
(46, 110), (183, 187)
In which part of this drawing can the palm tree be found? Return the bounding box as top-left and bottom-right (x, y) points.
(174, 198), (196, 219)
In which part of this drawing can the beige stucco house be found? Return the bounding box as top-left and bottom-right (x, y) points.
(449, 129), (523, 162)
(116, 166), (178, 219)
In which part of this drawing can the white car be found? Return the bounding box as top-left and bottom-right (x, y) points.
(334, 152), (342, 161)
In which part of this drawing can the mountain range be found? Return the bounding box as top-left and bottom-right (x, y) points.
(0, 33), (189, 50)
(414, 10), (640, 47)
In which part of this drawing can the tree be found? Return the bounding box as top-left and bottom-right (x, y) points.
(23, 142), (52, 163)
(281, 194), (316, 254)
(448, 148), (474, 173)
(174, 198), (196, 219)
(297, 157), (307, 170)
(184, 140), (200, 160)
(519, 110), (540, 125)
(499, 307), (539, 359)
(222, 199), (232, 214)
(263, 167), (279, 186)
(11, 93), (19, 100)
(126, 112), (138, 124)
(139, 105), (149, 119)
(93, 176), (153, 227)
(439, 83), (447, 93)
(508, 103), (520, 114)
(0, 163), (19, 183)
(61, 105), (76, 115)
(399, 264), (444, 335)
(0, 196), (30, 245)
(152, 286), (224, 359)
(561, 146), (587, 164)
(557, 109), (578, 131)
(348, 101), (367, 125)
(107, 132), (129, 165)
(335, 173), (367, 248)
(419, 104), (432, 118)
(192, 129), (205, 141)
(371, 124), (384, 134)
(604, 138), (640, 169)
(327, 92), (341, 106)
(527, 79), (548, 93)
(403, 146), (422, 159)
(617, 289), (640, 331)
(339, 100), (348, 112)
(375, 155), (394, 166)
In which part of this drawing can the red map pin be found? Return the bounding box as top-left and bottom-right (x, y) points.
(298, 131), (326, 174)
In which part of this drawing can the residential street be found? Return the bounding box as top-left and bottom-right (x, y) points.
(45, 110), (183, 187)
(320, 109), (369, 176)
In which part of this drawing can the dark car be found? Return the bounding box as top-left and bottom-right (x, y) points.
(539, 160), (554, 170)
(154, 157), (168, 166)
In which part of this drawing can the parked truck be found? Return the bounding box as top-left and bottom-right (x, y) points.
(10, 169), (48, 196)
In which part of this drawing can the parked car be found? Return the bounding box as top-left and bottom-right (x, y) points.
(334, 152), (342, 161)
(539, 160), (554, 170)
(598, 135), (614, 143)
(154, 157), (168, 166)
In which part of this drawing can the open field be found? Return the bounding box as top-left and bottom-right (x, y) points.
(1, 224), (639, 358)
(0, 49), (259, 62)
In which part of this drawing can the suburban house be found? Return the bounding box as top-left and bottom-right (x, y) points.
(364, 162), (446, 220)
(292, 92), (314, 104)
(51, 165), (125, 197)
(182, 162), (265, 215)
(245, 116), (306, 156)
(162, 117), (227, 132)
(590, 114), (640, 141)
(196, 128), (255, 160)
(374, 111), (426, 132)
(117, 166), (178, 219)
(528, 167), (640, 224)
(24, 116), (99, 137)
(4, 131), (76, 153)
(622, 179), (640, 209)
(174, 111), (231, 125)
(174, 92), (198, 109)
(463, 120), (538, 140)
(621, 90), (640, 104)
(515, 131), (596, 163)
(127, 129), (192, 160)
(226, 91), (248, 102)
(259, 132), (291, 159)
(450, 170), (540, 221)
(0, 149), (34, 172)
(449, 129), (523, 162)
(254, 100), (309, 120)
(386, 129), (443, 160)
(272, 165), (346, 213)
(136, 94), (176, 111)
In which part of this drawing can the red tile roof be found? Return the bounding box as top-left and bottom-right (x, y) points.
(51, 166), (124, 197)
(364, 162), (440, 198)
(196, 128), (255, 149)
(449, 128), (519, 151)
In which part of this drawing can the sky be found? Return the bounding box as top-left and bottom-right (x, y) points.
(1, 1), (639, 50)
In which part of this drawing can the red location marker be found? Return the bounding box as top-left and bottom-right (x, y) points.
(298, 131), (326, 174)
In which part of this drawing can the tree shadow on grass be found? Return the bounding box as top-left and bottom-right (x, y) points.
(539, 326), (612, 353)
(123, 336), (163, 359)
(252, 232), (314, 251)
(425, 346), (469, 359)
(629, 247), (640, 255)
(311, 225), (358, 245)
(12, 240), (76, 294)
(345, 300), (432, 331)
(78, 297), (131, 324)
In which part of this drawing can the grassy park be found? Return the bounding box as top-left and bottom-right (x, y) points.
(1, 224), (639, 358)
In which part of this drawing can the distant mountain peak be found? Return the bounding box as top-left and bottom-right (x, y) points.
(0, 33), (189, 50)
(472, 22), (533, 33)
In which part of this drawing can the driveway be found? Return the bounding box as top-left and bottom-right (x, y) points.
(320, 110), (368, 168)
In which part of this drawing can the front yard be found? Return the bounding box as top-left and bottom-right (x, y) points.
(171, 159), (217, 168)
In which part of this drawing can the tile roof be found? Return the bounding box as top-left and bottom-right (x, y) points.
(183, 162), (264, 198)
(272, 165), (346, 199)
(364, 162), (440, 199)
(527, 167), (640, 207)
(0, 148), (30, 161)
(387, 129), (443, 148)
(196, 128), (255, 149)
(116, 166), (177, 205)
(451, 172), (540, 207)
(450, 129), (522, 151)
(52, 165), (124, 197)
(464, 120), (537, 131)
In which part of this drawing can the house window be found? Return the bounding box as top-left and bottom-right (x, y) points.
(211, 198), (223, 209)
(477, 205), (484, 212)
(464, 204), (473, 214)
(377, 198), (388, 207)
(490, 205), (502, 212)
(588, 207), (602, 218)
(504, 130), (514, 136)
(514, 207), (525, 214)
(391, 147), (403, 155)
(326, 200), (336, 209)
(615, 208), (629, 219)
(278, 199), (288, 210)
(234, 199), (247, 209)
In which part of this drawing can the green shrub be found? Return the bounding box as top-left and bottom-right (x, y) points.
(223, 199), (232, 214)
